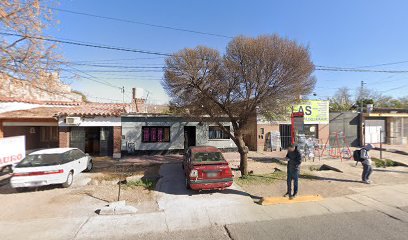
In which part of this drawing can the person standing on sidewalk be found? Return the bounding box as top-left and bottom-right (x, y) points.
(361, 144), (374, 184)
(284, 144), (302, 199)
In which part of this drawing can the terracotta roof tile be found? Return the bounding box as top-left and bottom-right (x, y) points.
(0, 107), (66, 119)
(57, 103), (128, 117)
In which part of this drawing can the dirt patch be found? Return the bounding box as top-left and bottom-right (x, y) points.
(83, 159), (162, 213)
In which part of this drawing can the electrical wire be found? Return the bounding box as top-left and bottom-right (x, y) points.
(0, 32), (172, 56)
(315, 66), (408, 73)
(50, 7), (233, 39)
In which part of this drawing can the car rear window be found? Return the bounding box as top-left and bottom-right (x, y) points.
(16, 154), (62, 167)
(193, 152), (225, 162)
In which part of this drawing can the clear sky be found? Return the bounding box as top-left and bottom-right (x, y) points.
(46, 0), (408, 103)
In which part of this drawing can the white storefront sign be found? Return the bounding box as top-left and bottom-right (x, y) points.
(0, 136), (26, 168)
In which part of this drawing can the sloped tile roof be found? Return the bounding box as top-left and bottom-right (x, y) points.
(57, 103), (128, 117)
(0, 107), (65, 119)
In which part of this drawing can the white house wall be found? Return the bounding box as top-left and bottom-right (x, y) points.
(121, 117), (237, 152)
(59, 116), (121, 127)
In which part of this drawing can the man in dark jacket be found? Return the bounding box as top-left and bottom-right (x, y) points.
(284, 144), (302, 199)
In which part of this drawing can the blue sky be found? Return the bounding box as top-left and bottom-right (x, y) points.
(46, 0), (408, 103)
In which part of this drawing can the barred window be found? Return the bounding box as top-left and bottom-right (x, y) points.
(142, 126), (170, 142)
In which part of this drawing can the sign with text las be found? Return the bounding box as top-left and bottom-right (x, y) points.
(0, 136), (26, 168)
(291, 100), (329, 124)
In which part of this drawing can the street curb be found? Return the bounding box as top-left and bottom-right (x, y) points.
(260, 195), (323, 205)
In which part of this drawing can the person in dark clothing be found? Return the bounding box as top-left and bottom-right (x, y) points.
(284, 144), (302, 199)
(360, 144), (374, 184)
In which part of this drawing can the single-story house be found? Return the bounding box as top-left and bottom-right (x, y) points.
(0, 97), (127, 158)
(121, 114), (237, 155)
(361, 108), (408, 145)
(0, 97), (80, 151)
(57, 102), (127, 158)
(246, 100), (330, 151)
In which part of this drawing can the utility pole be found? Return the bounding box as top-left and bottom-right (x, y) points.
(360, 81), (366, 113)
(121, 86), (125, 104)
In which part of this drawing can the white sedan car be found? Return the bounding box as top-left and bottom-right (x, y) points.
(10, 148), (93, 190)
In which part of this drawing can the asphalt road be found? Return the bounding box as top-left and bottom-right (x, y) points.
(225, 210), (408, 240)
(123, 210), (408, 240)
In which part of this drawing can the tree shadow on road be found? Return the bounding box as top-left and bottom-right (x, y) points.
(301, 174), (362, 183)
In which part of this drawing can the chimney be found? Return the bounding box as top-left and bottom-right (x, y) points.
(132, 88), (136, 100)
(131, 87), (146, 113)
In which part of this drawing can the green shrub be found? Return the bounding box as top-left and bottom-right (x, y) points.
(372, 158), (403, 168)
(125, 178), (157, 190)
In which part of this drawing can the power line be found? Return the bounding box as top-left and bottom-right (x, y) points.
(62, 62), (164, 69)
(63, 65), (123, 89)
(50, 7), (233, 39)
(67, 69), (164, 73)
(72, 57), (166, 63)
(0, 32), (172, 56)
(380, 84), (408, 93)
(315, 66), (408, 73)
(355, 60), (408, 69)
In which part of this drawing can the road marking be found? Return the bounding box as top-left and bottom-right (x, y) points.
(260, 195), (323, 205)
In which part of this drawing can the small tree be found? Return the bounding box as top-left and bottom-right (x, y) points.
(163, 35), (315, 176)
(0, 0), (59, 82)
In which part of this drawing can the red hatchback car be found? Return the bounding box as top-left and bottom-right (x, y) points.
(183, 146), (233, 191)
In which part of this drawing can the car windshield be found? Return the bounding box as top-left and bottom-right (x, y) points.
(16, 154), (62, 167)
(193, 152), (225, 162)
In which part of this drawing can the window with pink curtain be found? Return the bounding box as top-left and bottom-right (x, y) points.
(143, 128), (150, 142)
(157, 128), (163, 142)
(142, 127), (170, 143)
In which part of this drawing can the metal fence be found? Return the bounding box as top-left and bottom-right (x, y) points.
(329, 112), (360, 147)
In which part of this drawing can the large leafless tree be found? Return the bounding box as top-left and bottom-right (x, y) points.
(329, 87), (353, 111)
(0, 0), (59, 83)
(163, 35), (315, 175)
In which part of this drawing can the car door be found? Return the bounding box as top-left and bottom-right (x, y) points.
(61, 151), (75, 176)
(66, 150), (81, 175)
(71, 150), (86, 173)
(75, 149), (88, 171)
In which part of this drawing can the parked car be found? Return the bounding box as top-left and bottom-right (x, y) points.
(10, 148), (93, 190)
(183, 146), (233, 191)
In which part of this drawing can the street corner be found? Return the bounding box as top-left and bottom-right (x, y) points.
(260, 194), (323, 206)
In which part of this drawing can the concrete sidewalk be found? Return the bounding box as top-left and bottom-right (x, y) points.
(2, 164), (408, 240)
(75, 183), (408, 238)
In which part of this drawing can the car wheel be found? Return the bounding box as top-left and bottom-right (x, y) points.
(185, 178), (191, 190)
(85, 160), (93, 172)
(62, 171), (74, 188)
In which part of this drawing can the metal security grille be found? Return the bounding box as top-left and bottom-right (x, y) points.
(279, 124), (291, 149)
(70, 127), (85, 152)
(329, 112), (360, 147)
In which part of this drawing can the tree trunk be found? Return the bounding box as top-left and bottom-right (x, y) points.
(236, 133), (249, 176)
(239, 149), (248, 176)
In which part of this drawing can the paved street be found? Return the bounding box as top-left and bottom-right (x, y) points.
(138, 210), (408, 240)
(225, 210), (408, 240)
